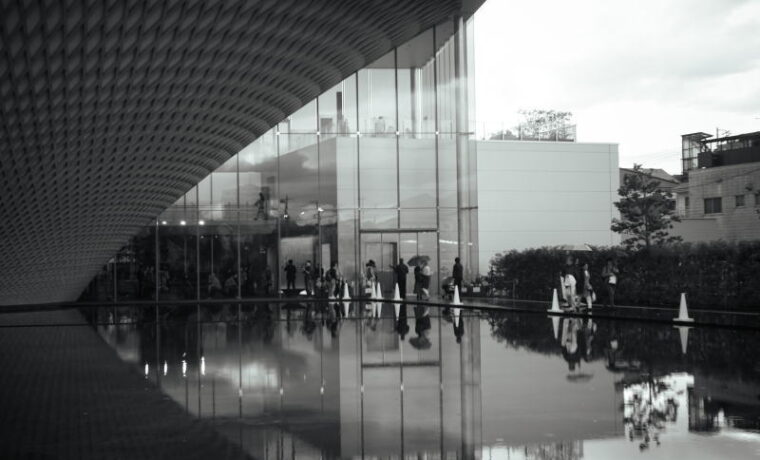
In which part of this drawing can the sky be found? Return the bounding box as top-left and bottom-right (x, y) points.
(474, 0), (760, 174)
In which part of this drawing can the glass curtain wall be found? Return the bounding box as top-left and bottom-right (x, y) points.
(81, 16), (477, 301)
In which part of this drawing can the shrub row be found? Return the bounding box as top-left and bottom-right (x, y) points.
(488, 241), (760, 310)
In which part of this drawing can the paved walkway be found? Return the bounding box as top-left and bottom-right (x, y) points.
(0, 309), (251, 459)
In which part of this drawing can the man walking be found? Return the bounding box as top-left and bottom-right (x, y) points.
(284, 260), (297, 291)
(452, 257), (464, 295)
(601, 258), (619, 307)
(393, 258), (409, 298)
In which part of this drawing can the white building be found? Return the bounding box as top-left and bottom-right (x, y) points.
(476, 140), (619, 273)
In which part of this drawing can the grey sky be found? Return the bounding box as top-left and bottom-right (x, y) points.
(475, 0), (760, 174)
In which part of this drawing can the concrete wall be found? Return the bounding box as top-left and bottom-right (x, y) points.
(673, 162), (760, 242)
(476, 140), (619, 274)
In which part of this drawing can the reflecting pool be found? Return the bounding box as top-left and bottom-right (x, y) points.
(88, 302), (760, 459)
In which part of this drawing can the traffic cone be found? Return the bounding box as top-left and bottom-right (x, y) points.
(342, 282), (351, 300)
(392, 283), (402, 301)
(675, 293), (693, 322)
(452, 285), (463, 305)
(394, 303), (400, 320)
(452, 307), (461, 327)
(551, 316), (560, 340)
(548, 289), (561, 312)
(675, 325), (690, 354)
(374, 302), (382, 318)
(342, 301), (350, 318)
(375, 282), (383, 300)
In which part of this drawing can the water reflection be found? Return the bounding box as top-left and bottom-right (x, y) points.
(91, 303), (760, 459)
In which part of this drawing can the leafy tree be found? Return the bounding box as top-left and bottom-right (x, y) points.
(488, 129), (519, 140)
(612, 164), (681, 250)
(517, 109), (573, 140)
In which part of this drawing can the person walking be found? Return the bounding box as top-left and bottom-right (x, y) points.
(452, 257), (464, 295)
(393, 258), (409, 298)
(601, 258), (619, 307)
(327, 261), (341, 298)
(561, 268), (577, 309)
(254, 192), (267, 220)
(303, 261), (313, 295)
(284, 260), (297, 291)
(413, 263), (422, 300)
(365, 260), (377, 297)
(420, 260), (432, 300)
(581, 262), (594, 308)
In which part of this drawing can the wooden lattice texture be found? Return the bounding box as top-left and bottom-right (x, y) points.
(0, 0), (467, 305)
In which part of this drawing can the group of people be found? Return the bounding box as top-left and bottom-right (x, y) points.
(560, 256), (619, 309)
(284, 259), (345, 298)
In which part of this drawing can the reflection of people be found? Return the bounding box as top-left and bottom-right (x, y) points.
(410, 305), (432, 349)
(414, 264), (422, 300)
(254, 192), (268, 220)
(582, 262), (594, 308)
(602, 258), (619, 307)
(392, 258), (409, 298)
(420, 260), (432, 300)
(452, 257), (464, 293)
(561, 317), (582, 371)
(327, 262), (341, 298)
(396, 303), (410, 339)
(284, 260), (296, 290)
(364, 260), (377, 296)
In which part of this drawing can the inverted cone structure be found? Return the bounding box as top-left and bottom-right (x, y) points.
(551, 316), (560, 340)
(452, 285), (462, 305)
(393, 283), (402, 301)
(548, 289), (561, 312)
(374, 302), (382, 318)
(342, 301), (350, 318)
(452, 307), (461, 326)
(342, 282), (351, 300)
(675, 325), (690, 354)
(394, 303), (400, 319)
(675, 293), (693, 322)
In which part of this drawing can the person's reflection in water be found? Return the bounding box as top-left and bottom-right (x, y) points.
(301, 304), (317, 340)
(561, 317), (583, 372)
(395, 303), (410, 340)
(409, 306), (432, 350)
(285, 305), (297, 337)
(453, 315), (464, 344)
(327, 303), (341, 338)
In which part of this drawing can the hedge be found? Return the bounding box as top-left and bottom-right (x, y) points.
(488, 241), (760, 310)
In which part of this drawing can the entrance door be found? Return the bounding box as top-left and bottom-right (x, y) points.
(360, 230), (438, 296)
(362, 238), (397, 295)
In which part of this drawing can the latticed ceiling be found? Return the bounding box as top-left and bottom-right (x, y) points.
(0, 0), (480, 305)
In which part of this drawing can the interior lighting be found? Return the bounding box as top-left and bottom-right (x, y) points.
(198, 220), (205, 226)
(180, 220), (186, 226)
(161, 220), (167, 225)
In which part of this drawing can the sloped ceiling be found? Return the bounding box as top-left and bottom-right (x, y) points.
(0, 0), (480, 305)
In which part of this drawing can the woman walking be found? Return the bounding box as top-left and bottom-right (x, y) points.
(420, 260), (432, 300)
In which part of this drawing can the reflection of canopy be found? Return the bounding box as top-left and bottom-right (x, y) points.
(558, 243), (593, 252)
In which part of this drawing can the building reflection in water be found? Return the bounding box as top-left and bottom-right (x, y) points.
(91, 303), (760, 459)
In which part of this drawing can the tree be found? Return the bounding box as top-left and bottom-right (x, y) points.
(517, 109), (573, 140)
(612, 165), (682, 250)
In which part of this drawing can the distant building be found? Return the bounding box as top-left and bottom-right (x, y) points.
(477, 139), (619, 273)
(619, 167), (679, 192)
(671, 131), (760, 242)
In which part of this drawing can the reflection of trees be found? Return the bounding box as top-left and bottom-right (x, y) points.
(486, 311), (760, 383)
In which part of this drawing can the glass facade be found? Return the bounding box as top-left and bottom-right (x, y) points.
(81, 16), (478, 302)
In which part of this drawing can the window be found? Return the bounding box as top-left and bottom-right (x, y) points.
(704, 197), (722, 214)
(735, 194), (745, 207)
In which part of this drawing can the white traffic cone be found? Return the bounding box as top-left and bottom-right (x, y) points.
(392, 283), (402, 301)
(548, 289), (561, 312)
(675, 325), (690, 354)
(453, 307), (461, 327)
(342, 301), (350, 318)
(551, 316), (560, 340)
(375, 282), (383, 300)
(374, 302), (382, 318)
(675, 293), (693, 322)
(342, 282), (351, 300)
(394, 303), (400, 320)
(452, 285), (463, 306)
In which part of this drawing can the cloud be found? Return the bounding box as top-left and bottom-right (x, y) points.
(475, 0), (760, 173)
